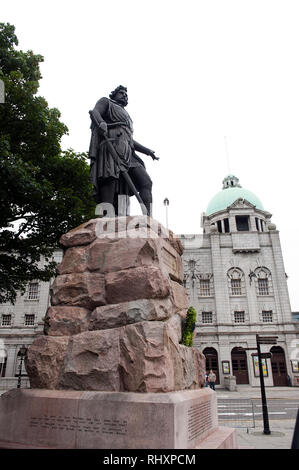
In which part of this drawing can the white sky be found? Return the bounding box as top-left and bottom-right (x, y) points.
(2, 0), (299, 310)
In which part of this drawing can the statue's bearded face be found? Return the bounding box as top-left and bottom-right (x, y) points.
(114, 89), (128, 107)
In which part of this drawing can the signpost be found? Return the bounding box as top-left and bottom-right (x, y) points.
(256, 335), (278, 435)
(260, 352), (272, 359)
(238, 336), (278, 435)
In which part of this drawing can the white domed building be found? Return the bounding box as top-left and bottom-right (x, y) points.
(179, 175), (298, 388)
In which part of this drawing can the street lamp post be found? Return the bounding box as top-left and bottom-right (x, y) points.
(17, 345), (27, 389)
(163, 198), (169, 229)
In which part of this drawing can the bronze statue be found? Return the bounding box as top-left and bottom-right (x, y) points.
(89, 86), (158, 217)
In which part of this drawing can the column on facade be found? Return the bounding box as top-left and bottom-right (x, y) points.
(221, 219), (225, 233)
(250, 215), (258, 232)
(268, 230), (296, 381)
(210, 233), (231, 323)
(245, 264), (260, 324)
(229, 214), (237, 232)
(269, 231), (292, 323)
(218, 341), (232, 382)
(5, 345), (17, 378)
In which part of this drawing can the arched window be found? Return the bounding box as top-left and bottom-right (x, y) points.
(254, 267), (272, 296)
(203, 347), (220, 384)
(227, 268), (245, 296)
(231, 347), (249, 384)
(270, 346), (288, 386)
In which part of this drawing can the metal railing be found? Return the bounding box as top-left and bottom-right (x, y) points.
(0, 377), (30, 390)
(218, 399), (256, 430)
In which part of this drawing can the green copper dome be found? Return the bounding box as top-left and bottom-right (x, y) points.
(206, 175), (264, 216)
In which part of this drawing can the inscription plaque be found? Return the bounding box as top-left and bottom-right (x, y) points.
(161, 246), (178, 276)
(187, 402), (212, 441)
(29, 415), (128, 436)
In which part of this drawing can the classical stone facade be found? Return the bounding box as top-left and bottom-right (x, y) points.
(179, 175), (299, 387)
(0, 251), (63, 389)
(1, 175), (298, 390)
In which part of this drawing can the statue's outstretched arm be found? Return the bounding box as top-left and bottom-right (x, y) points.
(133, 140), (159, 160)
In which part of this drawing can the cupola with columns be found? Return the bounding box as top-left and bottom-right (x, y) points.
(201, 175), (276, 246)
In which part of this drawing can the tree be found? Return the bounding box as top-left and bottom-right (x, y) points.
(0, 23), (96, 304)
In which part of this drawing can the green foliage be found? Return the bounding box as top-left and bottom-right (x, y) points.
(0, 23), (96, 304)
(181, 306), (197, 347)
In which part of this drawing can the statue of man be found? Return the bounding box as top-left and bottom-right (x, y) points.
(89, 85), (158, 217)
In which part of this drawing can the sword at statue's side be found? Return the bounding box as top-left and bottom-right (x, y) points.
(89, 110), (148, 216)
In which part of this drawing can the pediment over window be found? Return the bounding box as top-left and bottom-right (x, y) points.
(228, 198), (272, 217)
(228, 198), (257, 210)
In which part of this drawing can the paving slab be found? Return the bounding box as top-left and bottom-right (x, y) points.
(235, 419), (295, 449)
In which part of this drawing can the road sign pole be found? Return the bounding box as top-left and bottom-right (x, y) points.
(256, 334), (271, 435)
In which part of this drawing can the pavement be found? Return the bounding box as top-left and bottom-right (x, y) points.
(215, 384), (299, 400)
(215, 385), (299, 449)
(0, 386), (298, 449)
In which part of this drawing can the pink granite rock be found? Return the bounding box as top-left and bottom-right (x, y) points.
(105, 266), (170, 304)
(165, 313), (183, 345)
(89, 237), (159, 273)
(89, 298), (174, 330)
(25, 336), (69, 389)
(119, 321), (174, 392)
(95, 215), (163, 238)
(50, 272), (106, 309)
(168, 231), (184, 256)
(120, 319), (204, 393)
(59, 219), (98, 247)
(163, 316), (204, 390)
(59, 216), (183, 252)
(158, 239), (184, 283)
(58, 329), (121, 391)
(192, 347), (206, 387)
(56, 246), (89, 275)
(169, 280), (189, 317)
(26, 217), (206, 395)
(59, 234), (184, 283)
(44, 306), (90, 336)
(26, 318), (204, 392)
(177, 345), (206, 390)
(94, 216), (183, 253)
(86, 238), (116, 272)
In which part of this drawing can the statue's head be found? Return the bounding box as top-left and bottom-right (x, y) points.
(109, 85), (128, 107)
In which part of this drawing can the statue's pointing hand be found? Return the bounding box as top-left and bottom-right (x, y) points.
(148, 150), (159, 161)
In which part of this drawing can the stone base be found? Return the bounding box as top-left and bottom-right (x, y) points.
(223, 375), (237, 391)
(0, 388), (237, 449)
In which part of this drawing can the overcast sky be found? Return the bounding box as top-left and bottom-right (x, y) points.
(2, 0), (299, 310)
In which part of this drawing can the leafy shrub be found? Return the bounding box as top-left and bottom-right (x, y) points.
(181, 306), (197, 347)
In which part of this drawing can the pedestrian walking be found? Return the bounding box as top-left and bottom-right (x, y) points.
(205, 372), (209, 387)
(208, 369), (216, 391)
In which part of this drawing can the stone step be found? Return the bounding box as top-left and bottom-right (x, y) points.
(196, 426), (237, 449)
